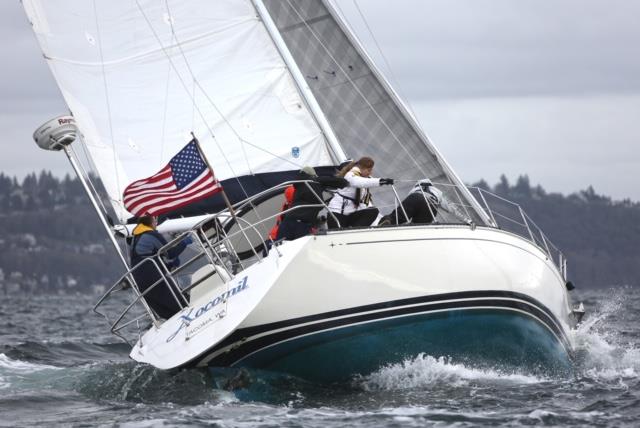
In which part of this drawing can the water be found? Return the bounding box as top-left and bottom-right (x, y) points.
(1, 288), (639, 427)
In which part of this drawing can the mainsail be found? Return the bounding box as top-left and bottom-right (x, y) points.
(260, 0), (490, 225)
(24, 0), (489, 225)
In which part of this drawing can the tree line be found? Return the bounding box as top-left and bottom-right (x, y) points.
(472, 175), (640, 288)
(0, 171), (638, 290)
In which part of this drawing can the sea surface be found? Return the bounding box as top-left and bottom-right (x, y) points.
(0, 287), (639, 427)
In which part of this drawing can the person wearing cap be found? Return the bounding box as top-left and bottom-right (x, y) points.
(276, 166), (348, 241)
(327, 157), (394, 228)
(129, 214), (191, 319)
(379, 179), (442, 225)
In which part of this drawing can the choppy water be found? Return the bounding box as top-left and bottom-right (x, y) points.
(1, 287), (639, 427)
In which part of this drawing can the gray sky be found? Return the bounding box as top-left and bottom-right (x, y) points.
(2, 0), (639, 200)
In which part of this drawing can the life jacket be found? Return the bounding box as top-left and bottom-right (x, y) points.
(268, 185), (296, 240)
(336, 169), (372, 213)
(129, 224), (179, 268)
(129, 223), (155, 264)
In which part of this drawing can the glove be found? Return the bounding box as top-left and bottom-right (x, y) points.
(379, 178), (394, 185)
(182, 236), (193, 245)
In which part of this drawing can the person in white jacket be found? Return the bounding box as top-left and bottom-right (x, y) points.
(327, 157), (394, 228)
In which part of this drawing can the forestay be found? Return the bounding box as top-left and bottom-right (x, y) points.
(261, 0), (490, 225)
(23, 0), (339, 222)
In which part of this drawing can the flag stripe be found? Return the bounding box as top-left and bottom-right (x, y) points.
(124, 168), (210, 206)
(125, 166), (172, 190)
(132, 182), (221, 216)
(128, 171), (214, 214)
(123, 139), (223, 217)
(125, 174), (175, 196)
(143, 184), (223, 216)
(123, 181), (177, 204)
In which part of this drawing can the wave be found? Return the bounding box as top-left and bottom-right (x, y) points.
(358, 353), (543, 391)
(0, 353), (61, 391)
(0, 340), (130, 368)
(0, 353), (59, 372)
(571, 288), (640, 383)
(0, 352), (220, 405)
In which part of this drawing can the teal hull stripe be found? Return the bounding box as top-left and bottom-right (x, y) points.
(227, 308), (572, 381)
(195, 292), (569, 368)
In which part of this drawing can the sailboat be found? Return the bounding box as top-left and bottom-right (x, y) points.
(24, 0), (583, 381)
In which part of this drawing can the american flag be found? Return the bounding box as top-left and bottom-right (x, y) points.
(123, 139), (222, 216)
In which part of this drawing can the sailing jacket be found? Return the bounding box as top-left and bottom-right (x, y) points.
(327, 166), (382, 215)
(286, 175), (348, 223)
(130, 224), (187, 269)
(268, 185), (296, 240)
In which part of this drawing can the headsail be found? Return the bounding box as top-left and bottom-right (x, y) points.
(23, 0), (340, 222)
(260, 0), (491, 225)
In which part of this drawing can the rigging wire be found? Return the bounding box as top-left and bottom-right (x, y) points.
(191, 77), (196, 132)
(92, 0), (122, 206)
(162, 0), (276, 236)
(348, 0), (420, 120)
(287, 0), (480, 221)
(135, 0), (305, 206)
(163, 0), (253, 176)
(159, 38), (174, 164)
(340, 0), (478, 218)
(284, 0), (426, 177)
(134, 0), (295, 238)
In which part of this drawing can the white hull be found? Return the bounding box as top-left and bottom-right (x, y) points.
(130, 225), (574, 378)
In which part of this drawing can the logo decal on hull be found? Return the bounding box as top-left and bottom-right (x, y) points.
(166, 276), (249, 343)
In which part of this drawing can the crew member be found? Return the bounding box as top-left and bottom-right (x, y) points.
(276, 166), (348, 240)
(268, 185), (296, 241)
(380, 179), (442, 225)
(129, 214), (191, 319)
(327, 157), (394, 228)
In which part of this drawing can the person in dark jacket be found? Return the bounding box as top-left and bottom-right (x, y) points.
(129, 215), (190, 319)
(380, 179), (442, 225)
(268, 184), (296, 241)
(276, 166), (348, 241)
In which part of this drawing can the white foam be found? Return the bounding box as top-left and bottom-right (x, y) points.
(0, 353), (59, 372)
(0, 353), (61, 390)
(571, 290), (640, 382)
(359, 353), (542, 391)
(527, 409), (557, 420)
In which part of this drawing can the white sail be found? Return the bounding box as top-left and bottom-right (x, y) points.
(23, 0), (339, 222)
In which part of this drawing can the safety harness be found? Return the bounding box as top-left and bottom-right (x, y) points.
(335, 169), (372, 214)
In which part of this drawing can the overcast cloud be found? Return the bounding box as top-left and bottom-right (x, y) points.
(2, 0), (639, 200)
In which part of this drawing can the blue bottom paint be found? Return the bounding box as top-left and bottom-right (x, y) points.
(227, 309), (571, 382)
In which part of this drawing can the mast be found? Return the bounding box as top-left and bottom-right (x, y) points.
(252, 0), (348, 164)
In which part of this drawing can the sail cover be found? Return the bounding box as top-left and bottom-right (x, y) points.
(261, 0), (490, 225)
(23, 0), (339, 222)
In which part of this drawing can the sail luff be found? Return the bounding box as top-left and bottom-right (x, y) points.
(322, 0), (493, 225)
(252, 0), (347, 165)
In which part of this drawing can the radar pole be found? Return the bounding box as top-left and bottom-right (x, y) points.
(33, 115), (130, 271)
